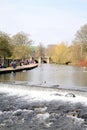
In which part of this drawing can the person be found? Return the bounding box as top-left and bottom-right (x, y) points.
(0, 63), (2, 68)
(10, 61), (13, 67)
(13, 60), (17, 69)
(0, 63), (5, 68)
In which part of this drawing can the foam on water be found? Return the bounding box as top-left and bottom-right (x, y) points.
(0, 83), (87, 106)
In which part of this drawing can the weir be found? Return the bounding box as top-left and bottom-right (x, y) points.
(0, 82), (87, 130)
(0, 82), (87, 103)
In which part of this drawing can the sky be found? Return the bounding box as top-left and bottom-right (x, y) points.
(0, 0), (87, 46)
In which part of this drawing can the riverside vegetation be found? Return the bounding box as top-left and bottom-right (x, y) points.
(0, 23), (87, 67)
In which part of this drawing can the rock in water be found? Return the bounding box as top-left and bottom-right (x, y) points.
(65, 93), (76, 98)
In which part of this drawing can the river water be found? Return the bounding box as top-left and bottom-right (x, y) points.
(0, 64), (87, 130)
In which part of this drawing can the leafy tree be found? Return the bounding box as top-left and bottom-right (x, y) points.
(30, 46), (38, 58)
(11, 31), (32, 60)
(12, 31), (32, 46)
(12, 45), (30, 60)
(47, 43), (69, 64)
(0, 31), (12, 59)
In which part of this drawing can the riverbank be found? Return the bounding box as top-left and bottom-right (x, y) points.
(0, 64), (38, 74)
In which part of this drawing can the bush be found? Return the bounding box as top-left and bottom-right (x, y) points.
(78, 60), (87, 67)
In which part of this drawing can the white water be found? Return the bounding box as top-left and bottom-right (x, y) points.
(0, 64), (87, 130)
(0, 83), (87, 130)
(0, 83), (87, 106)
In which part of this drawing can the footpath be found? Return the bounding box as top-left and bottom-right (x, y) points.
(0, 64), (38, 74)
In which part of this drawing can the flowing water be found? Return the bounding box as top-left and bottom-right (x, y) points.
(0, 64), (87, 130)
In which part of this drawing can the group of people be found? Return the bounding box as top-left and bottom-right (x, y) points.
(10, 60), (17, 69)
(19, 59), (35, 66)
(10, 59), (35, 69)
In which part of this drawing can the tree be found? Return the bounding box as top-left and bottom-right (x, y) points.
(47, 43), (69, 64)
(12, 31), (32, 46)
(0, 31), (12, 59)
(73, 24), (87, 64)
(11, 31), (32, 60)
(70, 44), (82, 63)
(12, 45), (30, 60)
(74, 24), (87, 44)
(37, 43), (45, 57)
(74, 24), (87, 54)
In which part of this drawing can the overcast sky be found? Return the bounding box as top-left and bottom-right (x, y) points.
(0, 0), (87, 46)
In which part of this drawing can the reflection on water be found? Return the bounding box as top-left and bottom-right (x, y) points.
(0, 64), (87, 88)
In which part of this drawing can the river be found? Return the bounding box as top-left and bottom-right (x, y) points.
(0, 64), (87, 130)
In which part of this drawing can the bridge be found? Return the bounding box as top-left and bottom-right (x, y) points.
(32, 56), (51, 64)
